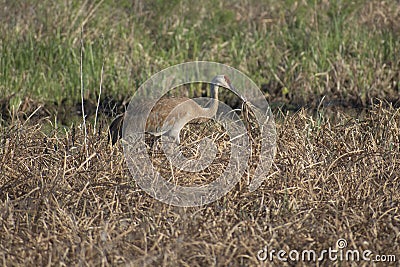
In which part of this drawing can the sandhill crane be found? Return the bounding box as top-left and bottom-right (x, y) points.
(109, 75), (234, 145)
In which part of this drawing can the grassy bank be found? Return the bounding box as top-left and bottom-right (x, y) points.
(1, 0), (399, 120)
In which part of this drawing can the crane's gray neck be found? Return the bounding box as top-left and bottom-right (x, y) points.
(203, 84), (219, 118)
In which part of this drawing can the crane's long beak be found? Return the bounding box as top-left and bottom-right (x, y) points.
(229, 84), (247, 103)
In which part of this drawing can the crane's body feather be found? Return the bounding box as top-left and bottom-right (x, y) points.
(109, 75), (233, 145)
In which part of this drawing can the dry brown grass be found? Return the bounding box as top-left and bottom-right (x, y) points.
(1, 102), (399, 266)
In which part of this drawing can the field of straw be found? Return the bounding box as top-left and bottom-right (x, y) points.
(1, 0), (400, 266)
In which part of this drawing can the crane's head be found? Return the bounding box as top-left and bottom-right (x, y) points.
(211, 75), (233, 91)
(210, 74), (246, 101)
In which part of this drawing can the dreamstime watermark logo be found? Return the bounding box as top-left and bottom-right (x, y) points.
(121, 61), (276, 207)
(257, 238), (397, 263)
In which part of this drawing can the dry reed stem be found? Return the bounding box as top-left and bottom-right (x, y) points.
(0, 103), (399, 266)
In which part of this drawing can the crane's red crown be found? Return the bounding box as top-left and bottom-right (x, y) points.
(223, 75), (231, 86)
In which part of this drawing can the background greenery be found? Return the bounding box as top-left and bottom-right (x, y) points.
(1, 0), (399, 121)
